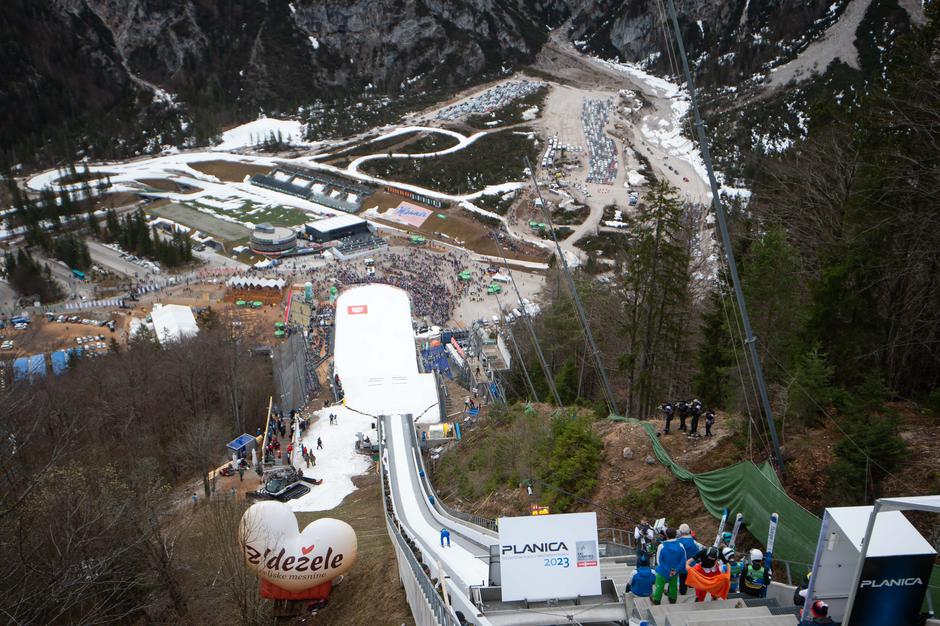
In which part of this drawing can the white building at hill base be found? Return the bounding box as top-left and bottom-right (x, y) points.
(150, 304), (199, 345)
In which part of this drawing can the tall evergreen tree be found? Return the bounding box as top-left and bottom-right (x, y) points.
(693, 289), (733, 408)
(619, 180), (693, 418)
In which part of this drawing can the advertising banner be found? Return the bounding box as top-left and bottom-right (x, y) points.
(386, 202), (433, 227)
(498, 512), (601, 602)
(848, 553), (934, 626)
(240, 501), (357, 596)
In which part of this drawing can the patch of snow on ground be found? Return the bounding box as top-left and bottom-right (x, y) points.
(626, 170), (647, 187)
(213, 117), (307, 151)
(285, 405), (374, 512)
(522, 106), (539, 121)
(597, 56), (751, 200)
(308, 36), (319, 50)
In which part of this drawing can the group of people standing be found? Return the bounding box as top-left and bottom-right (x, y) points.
(658, 399), (716, 438)
(626, 521), (836, 623)
(627, 522), (759, 604)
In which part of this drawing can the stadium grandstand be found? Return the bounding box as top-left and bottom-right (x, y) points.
(250, 167), (373, 213)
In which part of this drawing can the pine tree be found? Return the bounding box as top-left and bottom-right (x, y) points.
(693, 289), (733, 408)
(105, 208), (120, 241)
(619, 180), (692, 418)
(741, 225), (805, 382)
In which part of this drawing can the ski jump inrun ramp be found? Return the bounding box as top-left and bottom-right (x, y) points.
(334, 284), (630, 625)
(333, 284), (496, 624)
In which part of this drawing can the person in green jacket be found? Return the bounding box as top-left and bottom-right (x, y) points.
(739, 548), (769, 597)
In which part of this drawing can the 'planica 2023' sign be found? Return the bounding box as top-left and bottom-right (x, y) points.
(498, 511), (601, 602)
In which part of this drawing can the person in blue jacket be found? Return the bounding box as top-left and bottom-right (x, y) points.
(676, 523), (702, 595)
(652, 527), (687, 604)
(626, 551), (656, 598)
(440, 527), (451, 547)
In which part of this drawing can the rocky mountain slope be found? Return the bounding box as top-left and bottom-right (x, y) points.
(0, 0), (568, 165)
(0, 0), (924, 168)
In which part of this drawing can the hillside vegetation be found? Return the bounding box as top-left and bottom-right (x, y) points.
(0, 325), (274, 624)
(498, 9), (940, 513)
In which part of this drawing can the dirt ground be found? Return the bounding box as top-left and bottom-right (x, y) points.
(224, 287), (286, 306)
(293, 471), (413, 625)
(591, 419), (724, 534)
(188, 160), (273, 182)
(116, 283), (289, 347)
(371, 206), (548, 263)
(2, 315), (124, 359)
(94, 191), (143, 210)
(139, 178), (185, 192)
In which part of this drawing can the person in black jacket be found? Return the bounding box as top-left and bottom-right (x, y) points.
(676, 400), (690, 432)
(704, 409), (716, 436)
(793, 571), (810, 607)
(689, 399), (703, 437)
(660, 402), (675, 434)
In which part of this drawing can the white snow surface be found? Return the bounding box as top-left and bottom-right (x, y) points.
(597, 56), (749, 199)
(287, 284), (446, 512)
(213, 118), (308, 151)
(626, 170), (647, 187)
(384, 417), (488, 587)
(285, 404), (374, 513)
(333, 285), (441, 424)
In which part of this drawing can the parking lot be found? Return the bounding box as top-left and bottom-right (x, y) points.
(0, 314), (124, 361)
(436, 80), (545, 121)
(582, 98), (617, 185)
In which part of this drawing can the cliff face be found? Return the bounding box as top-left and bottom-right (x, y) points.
(566, 0), (855, 84)
(77, 0), (567, 104)
(0, 0), (571, 162)
(0, 0), (920, 167)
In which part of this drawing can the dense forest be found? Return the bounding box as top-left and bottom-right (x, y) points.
(1, 248), (63, 303)
(0, 322), (275, 624)
(104, 209), (194, 268)
(508, 7), (940, 506)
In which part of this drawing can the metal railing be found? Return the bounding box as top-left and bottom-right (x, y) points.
(378, 418), (461, 626)
(409, 418), (498, 533)
(597, 527), (636, 552)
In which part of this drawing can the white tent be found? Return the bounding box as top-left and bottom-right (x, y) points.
(226, 276), (286, 290)
(150, 304), (199, 345)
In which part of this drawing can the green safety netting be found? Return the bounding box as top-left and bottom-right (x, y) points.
(610, 415), (940, 607)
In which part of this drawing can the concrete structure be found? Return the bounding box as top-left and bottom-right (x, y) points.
(249, 223), (297, 256)
(250, 167), (373, 213)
